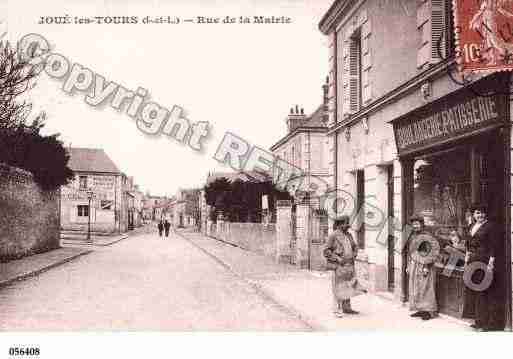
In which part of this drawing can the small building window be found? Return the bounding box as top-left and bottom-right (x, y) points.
(77, 205), (89, 217)
(79, 176), (88, 190)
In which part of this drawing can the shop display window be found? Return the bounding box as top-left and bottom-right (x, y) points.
(413, 147), (471, 267)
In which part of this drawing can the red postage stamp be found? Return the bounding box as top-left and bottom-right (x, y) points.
(455, 0), (513, 73)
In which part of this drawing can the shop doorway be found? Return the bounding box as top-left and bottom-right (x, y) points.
(356, 169), (365, 249)
(406, 129), (510, 328)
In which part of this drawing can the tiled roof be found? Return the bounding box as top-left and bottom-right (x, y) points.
(206, 171), (271, 185)
(304, 104), (327, 127)
(67, 148), (121, 174)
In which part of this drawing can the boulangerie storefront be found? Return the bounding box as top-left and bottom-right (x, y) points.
(390, 73), (512, 330)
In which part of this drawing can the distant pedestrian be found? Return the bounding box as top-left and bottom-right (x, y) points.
(324, 216), (366, 318)
(157, 220), (164, 237)
(164, 219), (171, 237)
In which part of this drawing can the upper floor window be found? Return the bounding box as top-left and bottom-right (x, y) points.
(349, 29), (363, 113)
(418, 0), (455, 68)
(79, 176), (88, 190)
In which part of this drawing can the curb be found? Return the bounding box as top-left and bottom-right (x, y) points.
(175, 231), (325, 331)
(94, 234), (129, 246)
(0, 250), (93, 289)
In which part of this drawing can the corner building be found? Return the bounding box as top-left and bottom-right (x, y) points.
(319, 0), (512, 329)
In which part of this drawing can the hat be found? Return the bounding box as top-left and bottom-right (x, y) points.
(470, 203), (488, 214)
(409, 214), (424, 225)
(333, 215), (351, 229)
(334, 215), (350, 224)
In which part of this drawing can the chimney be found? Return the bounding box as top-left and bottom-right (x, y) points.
(286, 104), (306, 132)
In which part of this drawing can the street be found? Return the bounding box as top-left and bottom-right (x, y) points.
(0, 229), (310, 331)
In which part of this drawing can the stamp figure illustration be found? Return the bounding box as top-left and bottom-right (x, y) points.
(455, 0), (513, 72)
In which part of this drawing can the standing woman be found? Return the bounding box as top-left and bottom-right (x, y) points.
(323, 215), (366, 318)
(407, 215), (439, 320)
(462, 204), (500, 331)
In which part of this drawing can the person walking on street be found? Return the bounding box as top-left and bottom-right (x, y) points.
(164, 219), (171, 238)
(324, 215), (366, 318)
(157, 220), (164, 237)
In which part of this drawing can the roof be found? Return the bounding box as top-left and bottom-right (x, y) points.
(306, 104), (328, 127)
(269, 104), (328, 151)
(206, 171), (271, 186)
(67, 148), (121, 174)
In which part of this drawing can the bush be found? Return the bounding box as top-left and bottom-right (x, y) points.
(0, 117), (74, 191)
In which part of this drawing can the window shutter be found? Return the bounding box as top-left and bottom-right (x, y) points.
(431, 0), (446, 63)
(349, 36), (361, 113)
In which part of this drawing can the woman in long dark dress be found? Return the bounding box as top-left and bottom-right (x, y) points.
(407, 215), (439, 320)
(462, 203), (502, 331)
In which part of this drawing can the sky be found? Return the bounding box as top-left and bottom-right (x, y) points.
(5, 0), (332, 197)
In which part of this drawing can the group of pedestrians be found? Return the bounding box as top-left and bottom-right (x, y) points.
(157, 219), (172, 238)
(324, 203), (501, 331)
(406, 203), (500, 331)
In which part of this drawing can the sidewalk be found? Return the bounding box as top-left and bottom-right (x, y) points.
(1, 224), (150, 289)
(0, 247), (92, 289)
(177, 230), (472, 332)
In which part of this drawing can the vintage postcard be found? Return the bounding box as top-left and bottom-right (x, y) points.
(0, 0), (511, 357)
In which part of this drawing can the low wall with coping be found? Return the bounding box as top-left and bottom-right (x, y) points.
(210, 222), (277, 258)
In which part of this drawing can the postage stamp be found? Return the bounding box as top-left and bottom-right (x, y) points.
(454, 0), (513, 73)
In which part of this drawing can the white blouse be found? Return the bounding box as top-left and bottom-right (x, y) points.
(470, 220), (487, 236)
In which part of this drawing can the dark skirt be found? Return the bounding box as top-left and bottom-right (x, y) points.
(462, 265), (505, 330)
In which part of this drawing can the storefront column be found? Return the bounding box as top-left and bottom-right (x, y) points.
(392, 158), (403, 301)
(399, 158), (414, 303)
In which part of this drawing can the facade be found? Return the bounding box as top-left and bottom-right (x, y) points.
(170, 188), (201, 228)
(60, 148), (127, 234)
(270, 81), (331, 198)
(319, 0), (512, 329)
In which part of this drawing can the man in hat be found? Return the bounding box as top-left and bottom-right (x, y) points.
(324, 215), (366, 318)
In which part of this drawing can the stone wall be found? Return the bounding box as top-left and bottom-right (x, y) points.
(0, 163), (60, 262)
(210, 222), (277, 259)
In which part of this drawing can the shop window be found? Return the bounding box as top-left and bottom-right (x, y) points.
(77, 205), (89, 217)
(413, 147), (471, 235)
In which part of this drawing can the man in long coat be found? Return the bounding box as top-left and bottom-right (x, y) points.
(324, 215), (366, 318)
(164, 219), (171, 237)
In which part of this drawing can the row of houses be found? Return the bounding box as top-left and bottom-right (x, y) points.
(201, 0), (513, 329)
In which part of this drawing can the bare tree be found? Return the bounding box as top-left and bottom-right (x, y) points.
(0, 40), (39, 131)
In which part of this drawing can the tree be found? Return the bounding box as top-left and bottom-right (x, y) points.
(204, 177), (232, 219)
(204, 174), (293, 223)
(0, 112), (74, 190)
(0, 40), (74, 190)
(0, 41), (39, 131)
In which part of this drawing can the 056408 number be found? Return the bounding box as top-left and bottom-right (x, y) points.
(8, 347), (40, 356)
